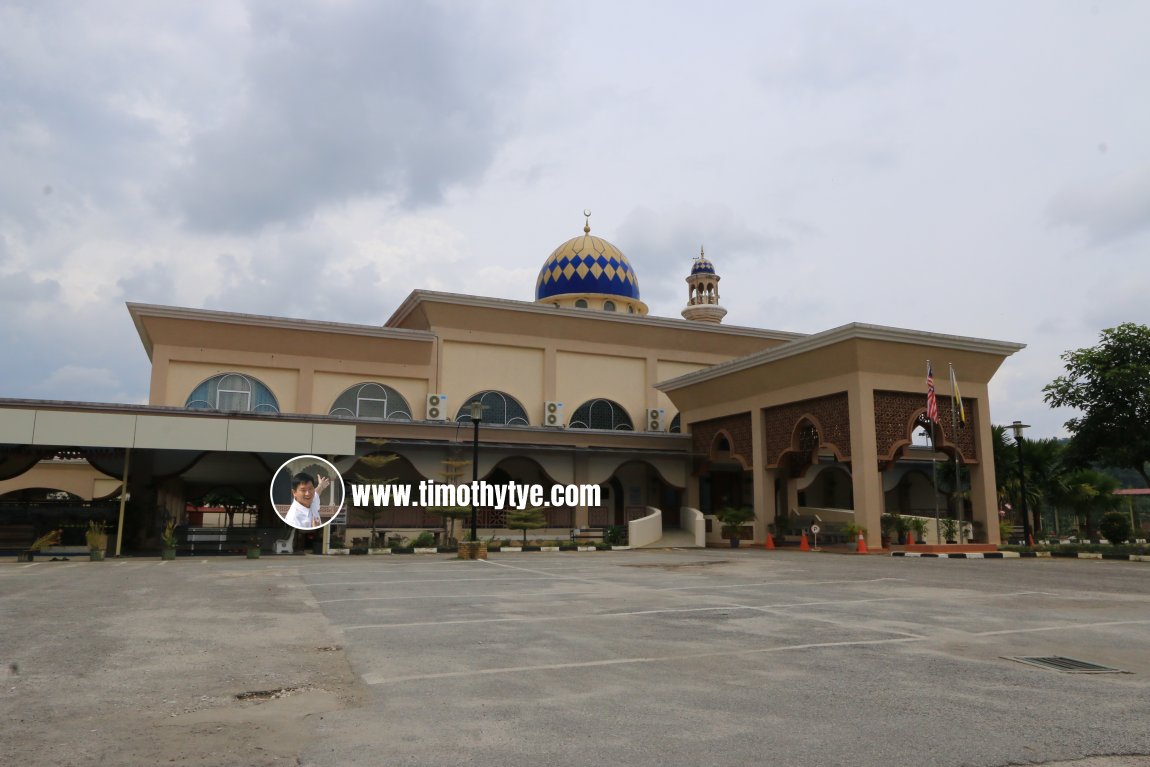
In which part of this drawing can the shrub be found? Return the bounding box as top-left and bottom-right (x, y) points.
(411, 531), (436, 548)
(1099, 512), (1132, 545)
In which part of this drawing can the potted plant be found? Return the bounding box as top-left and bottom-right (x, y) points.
(880, 513), (900, 548)
(23, 529), (63, 562)
(772, 517), (791, 546)
(940, 517), (959, 544)
(246, 534), (261, 559)
(715, 507), (756, 548)
(909, 517), (928, 544)
(160, 519), (177, 561)
(841, 521), (866, 550)
(86, 521), (108, 561)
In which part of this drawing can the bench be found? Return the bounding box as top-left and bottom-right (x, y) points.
(177, 527), (280, 554)
(570, 528), (607, 544)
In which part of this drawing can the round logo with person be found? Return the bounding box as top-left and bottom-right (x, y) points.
(270, 455), (346, 530)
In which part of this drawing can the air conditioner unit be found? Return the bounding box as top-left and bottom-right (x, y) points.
(426, 394), (448, 421)
(543, 401), (565, 427)
(647, 408), (666, 432)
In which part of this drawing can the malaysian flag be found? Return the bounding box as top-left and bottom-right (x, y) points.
(926, 361), (939, 424)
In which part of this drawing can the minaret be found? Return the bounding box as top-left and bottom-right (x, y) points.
(681, 246), (727, 324)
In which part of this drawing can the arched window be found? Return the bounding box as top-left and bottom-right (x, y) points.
(185, 373), (279, 413)
(456, 390), (530, 426)
(329, 382), (412, 420)
(604, 300), (616, 312)
(568, 398), (634, 431)
(669, 413), (681, 433)
(574, 299), (588, 309)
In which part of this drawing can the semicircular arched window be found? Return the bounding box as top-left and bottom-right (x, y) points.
(568, 398), (634, 431)
(185, 373), (279, 413)
(329, 382), (412, 421)
(456, 390), (530, 426)
(669, 413), (681, 433)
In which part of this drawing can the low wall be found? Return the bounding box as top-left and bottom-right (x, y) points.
(680, 507), (706, 547)
(628, 506), (663, 548)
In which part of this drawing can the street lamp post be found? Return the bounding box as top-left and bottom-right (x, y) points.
(1009, 420), (1031, 545)
(469, 400), (483, 542)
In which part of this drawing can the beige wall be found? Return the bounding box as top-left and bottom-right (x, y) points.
(556, 351), (646, 427)
(440, 341), (545, 419)
(656, 359), (707, 415)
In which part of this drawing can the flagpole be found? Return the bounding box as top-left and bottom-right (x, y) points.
(928, 361), (941, 544)
(950, 363), (962, 544)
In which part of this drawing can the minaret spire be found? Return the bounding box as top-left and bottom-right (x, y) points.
(681, 246), (727, 324)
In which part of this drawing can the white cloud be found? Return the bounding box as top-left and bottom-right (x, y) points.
(1, 0), (1149, 440)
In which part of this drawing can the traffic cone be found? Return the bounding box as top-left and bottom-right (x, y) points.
(856, 532), (868, 554)
(799, 531), (810, 551)
(904, 532), (914, 550)
(764, 532), (775, 550)
(1028, 533), (1035, 547)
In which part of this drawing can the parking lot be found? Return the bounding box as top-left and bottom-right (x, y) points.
(3, 550), (1150, 766)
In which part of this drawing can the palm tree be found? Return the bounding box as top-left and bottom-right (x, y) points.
(1055, 468), (1121, 539)
(1020, 437), (1069, 535)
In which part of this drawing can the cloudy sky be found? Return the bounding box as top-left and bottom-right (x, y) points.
(2, 0), (1148, 438)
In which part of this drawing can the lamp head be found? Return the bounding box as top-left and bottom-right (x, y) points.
(1009, 420), (1030, 440)
(469, 400), (484, 422)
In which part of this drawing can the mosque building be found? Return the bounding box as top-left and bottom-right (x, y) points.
(0, 214), (1023, 552)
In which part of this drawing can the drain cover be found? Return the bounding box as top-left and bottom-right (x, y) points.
(1006, 656), (1128, 673)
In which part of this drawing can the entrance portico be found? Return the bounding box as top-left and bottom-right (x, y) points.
(658, 323), (1023, 549)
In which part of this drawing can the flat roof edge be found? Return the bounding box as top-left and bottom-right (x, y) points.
(656, 322), (1027, 391)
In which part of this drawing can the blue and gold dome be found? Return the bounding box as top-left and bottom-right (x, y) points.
(691, 246), (715, 275)
(535, 214), (648, 315)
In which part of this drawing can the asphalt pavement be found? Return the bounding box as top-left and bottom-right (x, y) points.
(2, 549), (1149, 766)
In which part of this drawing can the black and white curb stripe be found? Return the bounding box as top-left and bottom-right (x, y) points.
(892, 551), (1150, 561)
(329, 546), (633, 555)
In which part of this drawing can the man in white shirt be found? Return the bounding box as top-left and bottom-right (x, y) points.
(284, 472), (331, 529)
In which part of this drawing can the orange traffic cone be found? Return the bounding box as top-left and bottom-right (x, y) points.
(1028, 533), (1035, 547)
(904, 533), (914, 550)
(799, 531), (810, 551)
(764, 532), (776, 550)
(856, 532), (868, 554)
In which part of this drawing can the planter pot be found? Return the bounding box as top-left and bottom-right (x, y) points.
(730, 538), (740, 548)
(89, 549), (106, 562)
(17, 550), (34, 563)
(246, 548), (260, 559)
(457, 541), (488, 560)
(161, 548), (176, 561)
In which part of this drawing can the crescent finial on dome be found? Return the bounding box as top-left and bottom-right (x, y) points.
(583, 208), (591, 234)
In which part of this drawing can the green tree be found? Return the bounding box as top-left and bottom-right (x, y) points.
(991, 424), (1016, 508)
(1044, 323), (1150, 486)
(1098, 511), (1132, 545)
(349, 453), (400, 547)
(1020, 437), (1069, 534)
(506, 507), (547, 545)
(1056, 468), (1120, 539)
